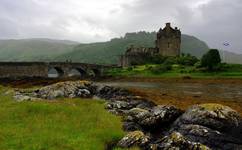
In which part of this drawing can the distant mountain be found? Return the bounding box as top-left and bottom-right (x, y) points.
(219, 50), (242, 64)
(56, 32), (210, 64)
(1, 33), (241, 64)
(0, 39), (79, 61)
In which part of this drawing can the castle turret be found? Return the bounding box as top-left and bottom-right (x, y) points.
(156, 23), (181, 56)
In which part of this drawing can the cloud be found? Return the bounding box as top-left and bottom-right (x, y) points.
(0, 0), (241, 53)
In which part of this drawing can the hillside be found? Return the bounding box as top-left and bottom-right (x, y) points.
(220, 50), (242, 64)
(56, 32), (210, 64)
(1, 33), (241, 65)
(0, 39), (78, 61)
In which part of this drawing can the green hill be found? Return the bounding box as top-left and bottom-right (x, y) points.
(56, 32), (210, 64)
(0, 38), (78, 61)
(1, 33), (241, 64)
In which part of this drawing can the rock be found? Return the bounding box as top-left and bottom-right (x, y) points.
(117, 131), (150, 148)
(97, 86), (131, 100)
(171, 103), (242, 149)
(35, 81), (95, 99)
(173, 103), (242, 136)
(128, 105), (183, 129)
(123, 121), (142, 131)
(152, 132), (211, 150)
(173, 124), (242, 150)
(151, 105), (183, 124)
(76, 89), (91, 98)
(50, 90), (64, 99)
(105, 101), (131, 110)
(14, 95), (32, 102)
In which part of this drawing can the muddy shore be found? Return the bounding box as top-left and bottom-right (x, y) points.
(1, 77), (242, 115)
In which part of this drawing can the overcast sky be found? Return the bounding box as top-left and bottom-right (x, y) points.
(0, 0), (241, 53)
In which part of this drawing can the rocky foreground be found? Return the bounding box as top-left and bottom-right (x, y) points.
(14, 81), (242, 150)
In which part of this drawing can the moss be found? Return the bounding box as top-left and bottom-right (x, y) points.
(169, 132), (185, 143)
(192, 143), (211, 150)
(200, 103), (227, 111)
(122, 131), (145, 142)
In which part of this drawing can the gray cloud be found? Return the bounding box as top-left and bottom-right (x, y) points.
(0, 0), (241, 53)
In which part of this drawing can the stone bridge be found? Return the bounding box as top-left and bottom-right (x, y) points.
(0, 62), (113, 78)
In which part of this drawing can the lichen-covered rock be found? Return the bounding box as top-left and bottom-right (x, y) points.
(75, 89), (91, 98)
(173, 104), (242, 137)
(123, 121), (142, 131)
(151, 105), (183, 124)
(97, 86), (131, 100)
(171, 104), (242, 149)
(117, 131), (150, 148)
(173, 124), (242, 150)
(35, 81), (94, 99)
(151, 132), (211, 150)
(127, 105), (183, 129)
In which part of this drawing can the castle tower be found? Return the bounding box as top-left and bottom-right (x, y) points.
(156, 23), (181, 56)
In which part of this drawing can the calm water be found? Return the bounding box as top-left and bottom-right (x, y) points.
(98, 81), (242, 100)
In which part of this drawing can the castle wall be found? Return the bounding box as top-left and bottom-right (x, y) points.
(119, 23), (181, 67)
(120, 47), (158, 67)
(157, 36), (181, 56)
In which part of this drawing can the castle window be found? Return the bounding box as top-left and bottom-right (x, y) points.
(168, 42), (170, 48)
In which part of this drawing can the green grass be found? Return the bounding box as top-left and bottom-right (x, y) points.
(0, 86), (126, 150)
(106, 64), (242, 79)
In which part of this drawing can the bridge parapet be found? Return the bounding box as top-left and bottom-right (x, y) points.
(0, 62), (113, 78)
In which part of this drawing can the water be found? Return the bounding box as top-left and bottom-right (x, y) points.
(98, 81), (242, 101)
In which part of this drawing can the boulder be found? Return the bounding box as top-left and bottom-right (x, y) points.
(173, 124), (242, 150)
(128, 105), (183, 129)
(123, 121), (142, 131)
(173, 104), (242, 137)
(35, 81), (95, 99)
(117, 131), (150, 148)
(171, 103), (242, 149)
(97, 86), (131, 100)
(151, 132), (211, 150)
(75, 89), (91, 98)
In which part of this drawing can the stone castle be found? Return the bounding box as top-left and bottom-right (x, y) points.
(120, 23), (181, 67)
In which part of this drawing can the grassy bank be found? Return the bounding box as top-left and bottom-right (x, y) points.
(106, 64), (242, 79)
(0, 86), (127, 150)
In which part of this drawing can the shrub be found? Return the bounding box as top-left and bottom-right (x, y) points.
(194, 61), (202, 68)
(177, 54), (199, 66)
(150, 64), (172, 74)
(149, 55), (167, 64)
(127, 67), (133, 71)
(163, 57), (177, 65)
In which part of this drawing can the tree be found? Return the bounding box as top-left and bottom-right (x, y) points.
(201, 49), (221, 70)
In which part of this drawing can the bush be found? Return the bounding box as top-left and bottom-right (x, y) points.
(201, 49), (221, 71)
(177, 54), (199, 66)
(149, 64), (172, 74)
(163, 57), (178, 65)
(149, 55), (167, 64)
(194, 61), (202, 68)
(127, 67), (133, 71)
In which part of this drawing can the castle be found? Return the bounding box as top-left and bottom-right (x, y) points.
(120, 23), (181, 67)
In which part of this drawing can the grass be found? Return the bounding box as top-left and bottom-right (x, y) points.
(106, 64), (242, 79)
(0, 86), (128, 150)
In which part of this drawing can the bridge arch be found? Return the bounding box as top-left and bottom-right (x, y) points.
(91, 69), (101, 77)
(68, 67), (87, 77)
(48, 67), (64, 78)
